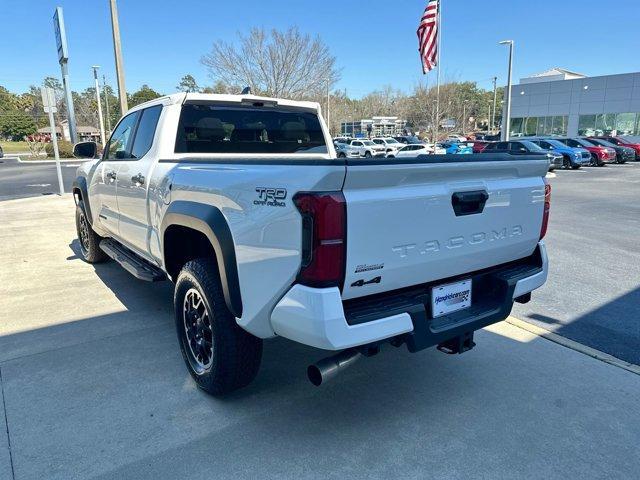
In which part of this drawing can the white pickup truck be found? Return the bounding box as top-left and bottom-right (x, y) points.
(72, 92), (550, 395)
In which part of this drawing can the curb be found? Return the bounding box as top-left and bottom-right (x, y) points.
(16, 157), (81, 164)
(506, 316), (640, 376)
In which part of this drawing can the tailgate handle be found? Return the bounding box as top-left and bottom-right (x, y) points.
(451, 190), (489, 216)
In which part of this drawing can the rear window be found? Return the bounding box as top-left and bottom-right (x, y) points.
(175, 103), (328, 154)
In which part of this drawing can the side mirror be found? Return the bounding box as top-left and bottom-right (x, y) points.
(73, 141), (98, 159)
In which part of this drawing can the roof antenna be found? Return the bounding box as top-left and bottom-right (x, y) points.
(241, 86), (251, 95)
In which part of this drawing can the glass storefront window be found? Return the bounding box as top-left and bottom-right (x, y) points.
(510, 118), (523, 134)
(615, 113), (636, 135)
(552, 116), (567, 135)
(595, 113), (616, 135)
(578, 115), (597, 136)
(524, 117), (537, 136)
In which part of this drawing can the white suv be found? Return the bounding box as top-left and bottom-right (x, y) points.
(372, 137), (404, 157)
(349, 139), (386, 158)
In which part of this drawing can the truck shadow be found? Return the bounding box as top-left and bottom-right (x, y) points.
(519, 286), (640, 365)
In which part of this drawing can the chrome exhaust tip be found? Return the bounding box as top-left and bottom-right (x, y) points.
(307, 349), (362, 386)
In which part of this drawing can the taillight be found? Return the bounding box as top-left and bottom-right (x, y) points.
(293, 192), (346, 288)
(539, 180), (551, 240)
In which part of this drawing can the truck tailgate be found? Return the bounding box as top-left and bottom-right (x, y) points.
(341, 155), (549, 300)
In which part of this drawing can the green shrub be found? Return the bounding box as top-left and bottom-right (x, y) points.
(45, 140), (74, 158)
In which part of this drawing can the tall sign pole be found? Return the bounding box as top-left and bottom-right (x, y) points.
(42, 87), (64, 195)
(109, 0), (128, 115)
(53, 7), (78, 144)
(92, 66), (106, 145)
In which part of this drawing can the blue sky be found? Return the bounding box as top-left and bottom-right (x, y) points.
(2, 0), (639, 97)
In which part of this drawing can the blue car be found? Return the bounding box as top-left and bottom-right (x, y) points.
(529, 138), (591, 169)
(438, 141), (473, 154)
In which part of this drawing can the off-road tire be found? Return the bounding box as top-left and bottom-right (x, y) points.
(175, 258), (262, 396)
(75, 201), (108, 263)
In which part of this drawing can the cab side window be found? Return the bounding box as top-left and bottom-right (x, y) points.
(131, 105), (162, 159)
(106, 111), (140, 160)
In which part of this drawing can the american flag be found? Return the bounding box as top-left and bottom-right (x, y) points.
(417, 0), (439, 73)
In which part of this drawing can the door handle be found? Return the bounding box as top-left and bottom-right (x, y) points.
(106, 170), (117, 182)
(131, 173), (145, 185)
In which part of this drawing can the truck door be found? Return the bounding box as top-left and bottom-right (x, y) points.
(115, 105), (163, 255)
(92, 110), (140, 236)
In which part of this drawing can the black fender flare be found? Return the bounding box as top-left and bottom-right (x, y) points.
(161, 201), (242, 318)
(72, 176), (92, 225)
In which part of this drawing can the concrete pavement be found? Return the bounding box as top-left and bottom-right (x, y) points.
(0, 195), (639, 479)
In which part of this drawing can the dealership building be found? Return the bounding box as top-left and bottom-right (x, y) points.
(506, 68), (640, 137)
(340, 116), (407, 138)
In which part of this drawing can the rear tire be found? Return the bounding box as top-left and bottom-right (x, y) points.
(337, 152), (346, 158)
(75, 201), (108, 263)
(175, 258), (262, 396)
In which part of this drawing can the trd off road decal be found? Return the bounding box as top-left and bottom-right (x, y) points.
(254, 187), (287, 207)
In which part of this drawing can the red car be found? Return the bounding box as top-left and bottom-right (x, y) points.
(557, 138), (616, 166)
(592, 136), (640, 160)
(469, 140), (490, 153)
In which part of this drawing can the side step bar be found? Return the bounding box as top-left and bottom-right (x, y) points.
(99, 239), (166, 282)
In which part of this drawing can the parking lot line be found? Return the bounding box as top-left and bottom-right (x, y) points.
(506, 316), (640, 376)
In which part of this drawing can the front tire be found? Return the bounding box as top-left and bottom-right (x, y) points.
(364, 151), (372, 158)
(75, 201), (108, 263)
(175, 258), (262, 396)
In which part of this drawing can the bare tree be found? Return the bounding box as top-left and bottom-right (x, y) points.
(201, 27), (340, 99)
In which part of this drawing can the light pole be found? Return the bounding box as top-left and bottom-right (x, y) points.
(103, 74), (112, 133)
(109, 0), (128, 114)
(499, 40), (514, 141)
(491, 76), (497, 133)
(462, 100), (468, 135)
(92, 66), (106, 146)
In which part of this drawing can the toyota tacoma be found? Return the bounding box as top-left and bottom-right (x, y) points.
(72, 92), (550, 395)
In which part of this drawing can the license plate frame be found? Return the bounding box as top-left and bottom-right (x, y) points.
(431, 279), (472, 318)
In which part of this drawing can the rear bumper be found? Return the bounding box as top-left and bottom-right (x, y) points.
(271, 242), (548, 351)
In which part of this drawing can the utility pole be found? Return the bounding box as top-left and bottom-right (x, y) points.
(92, 66), (106, 146)
(491, 76), (497, 133)
(103, 74), (112, 133)
(499, 40), (514, 141)
(109, 0), (128, 114)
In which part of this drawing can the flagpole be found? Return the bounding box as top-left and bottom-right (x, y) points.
(434, 0), (442, 143)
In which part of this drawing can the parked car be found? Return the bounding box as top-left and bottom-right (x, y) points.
(528, 138), (591, 169)
(335, 142), (359, 158)
(372, 137), (404, 157)
(447, 134), (468, 142)
(555, 137), (616, 166)
(333, 137), (352, 145)
(395, 144), (445, 157)
(586, 137), (635, 164)
(592, 136), (640, 160)
(469, 140), (490, 153)
(347, 139), (387, 158)
(437, 141), (472, 155)
(71, 91), (549, 395)
(393, 135), (424, 145)
(481, 140), (562, 171)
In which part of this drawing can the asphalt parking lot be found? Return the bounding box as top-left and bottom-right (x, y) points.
(513, 161), (640, 365)
(0, 157), (79, 201)
(1, 187), (639, 478)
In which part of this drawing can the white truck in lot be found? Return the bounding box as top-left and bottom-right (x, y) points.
(72, 92), (550, 395)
